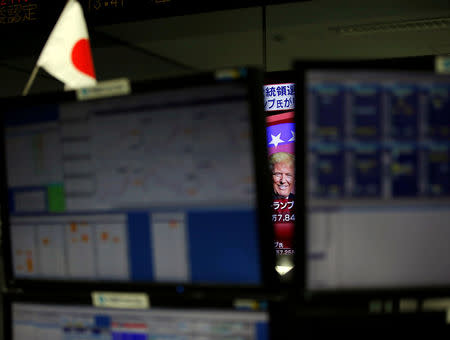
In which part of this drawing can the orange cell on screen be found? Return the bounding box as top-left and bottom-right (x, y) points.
(26, 258), (33, 272)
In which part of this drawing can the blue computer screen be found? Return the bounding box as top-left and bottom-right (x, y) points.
(306, 71), (450, 290)
(3, 81), (263, 285)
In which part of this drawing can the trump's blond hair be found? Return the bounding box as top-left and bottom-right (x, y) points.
(269, 152), (295, 172)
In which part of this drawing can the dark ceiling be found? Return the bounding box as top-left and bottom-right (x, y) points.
(1, 0), (450, 97)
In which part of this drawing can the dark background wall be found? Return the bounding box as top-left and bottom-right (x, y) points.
(0, 0), (449, 97)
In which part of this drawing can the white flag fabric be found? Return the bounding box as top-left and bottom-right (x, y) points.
(37, 0), (96, 89)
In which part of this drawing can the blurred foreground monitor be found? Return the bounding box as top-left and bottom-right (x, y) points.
(8, 299), (270, 339)
(295, 57), (450, 297)
(0, 69), (276, 293)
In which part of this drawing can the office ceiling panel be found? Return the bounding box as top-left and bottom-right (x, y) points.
(128, 30), (264, 71)
(96, 7), (263, 42)
(267, 0), (450, 27)
(266, 0), (450, 70)
(95, 7), (264, 71)
(90, 44), (194, 81)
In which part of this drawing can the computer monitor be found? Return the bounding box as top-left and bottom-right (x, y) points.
(295, 57), (450, 297)
(0, 69), (275, 292)
(6, 296), (270, 340)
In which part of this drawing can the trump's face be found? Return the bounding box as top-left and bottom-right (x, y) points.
(272, 161), (294, 197)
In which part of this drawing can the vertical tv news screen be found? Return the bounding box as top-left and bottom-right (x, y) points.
(264, 74), (296, 278)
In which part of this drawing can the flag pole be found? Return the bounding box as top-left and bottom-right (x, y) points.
(22, 0), (71, 96)
(22, 65), (40, 96)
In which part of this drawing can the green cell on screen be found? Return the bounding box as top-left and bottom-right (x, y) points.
(47, 184), (65, 212)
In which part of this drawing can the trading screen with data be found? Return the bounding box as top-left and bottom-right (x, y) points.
(12, 302), (269, 340)
(2, 79), (267, 286)
(305, 70), (450, 291)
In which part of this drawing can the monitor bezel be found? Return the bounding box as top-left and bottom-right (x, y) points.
(0, 68), (278, 297)
(293, 56), (450, 303)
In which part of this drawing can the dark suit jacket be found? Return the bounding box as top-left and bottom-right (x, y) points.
(273, 193), (295, 200)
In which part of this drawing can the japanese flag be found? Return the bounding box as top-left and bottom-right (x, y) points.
(37, 0), (96, 89)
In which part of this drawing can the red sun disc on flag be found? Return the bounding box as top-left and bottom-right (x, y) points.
(71, 38), (96, 79)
